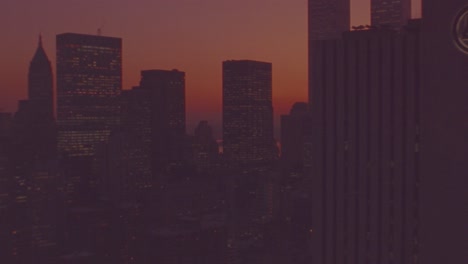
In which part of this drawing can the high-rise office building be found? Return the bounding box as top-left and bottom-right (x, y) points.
(280, 102), (313, 172)
(191, 120), (219, 171)
(28, 35), (54, 121)
(97, 85), (153, 201)
(8, 38), (59, 263)
(371, 0), (411, 28)
(308, 0), (350, 40)
(56, 33), (122, 157)
(222, 60), (276, 165)
(139, 70), (186, 174)
(421, 1), (468, 263)
(308, 0), (350, 104)
(309, 21), (422, 264)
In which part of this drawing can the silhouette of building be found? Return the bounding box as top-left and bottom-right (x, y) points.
(308, 0), (350, 105)
(222, 60), (277, 165)
(191, 120), (219, 172)
(28, 35), (54, 121)
(95, 86), (153, 202)
(280, 102), (313, 173)
(421, 1), (468, 263)
(371, 0), (411, 28)
(6, 37), (59, 263)
(309, 21), (422, 264)
(138, 70), (186, 177)
(56, 33), (122, 157)
(308, 0), (350, 40)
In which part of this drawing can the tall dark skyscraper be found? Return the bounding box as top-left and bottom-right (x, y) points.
(308, 0), (350, 104)
(371, 0), (411, 28)
(308, 0), (350, 40)
(421, 1), (468, 263)
(56, 33), (122, 157)
(28, 35), (54, 121)
(309, 21), (422, 264)
(139, 70), (186, 175)
(222, 60), (276, 165)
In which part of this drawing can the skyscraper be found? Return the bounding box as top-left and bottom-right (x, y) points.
(56, 33), (122, 157)
(309, 21), (422, 264)
(371, 0), (411, 28)
(98, 85), (153, 201)
(28, 35), (54, 121)
(421, 1), (468, 263)
(139, 70), (186, 174)
(308, 0), (350, 104)
(308, 0), (350, 40)
(280, 102), (313, 172)
(222, 60), (276, 165)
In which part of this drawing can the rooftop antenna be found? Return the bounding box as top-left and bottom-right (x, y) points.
(97, 28), (102, 36)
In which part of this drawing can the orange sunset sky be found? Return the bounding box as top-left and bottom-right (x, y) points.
(0, 0), (421, 137)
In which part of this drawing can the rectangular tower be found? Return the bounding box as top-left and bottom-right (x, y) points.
(222, 60), (276, 165)
(309, 22), (422, 264)
(56, 33), (122, 157)
(308, 0), (350, 40)
(421, 1), (468, 263)
(371, 0), (411, 28)
(308, 0), (350, 105)
(139, 70), (186, 174)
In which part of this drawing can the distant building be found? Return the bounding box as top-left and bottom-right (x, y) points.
(138, 70), (186, 176)
(7, 37), (58, 263)
(280, 102), (313, 173)
(28, 35), (54, 121)
(222, 60), (277, 165)
(371, 0), (411, 28)
(309, 21), (422, 264)
(56, 33), (122, 157)
(96, 86), (153, 202)
(191, 120), (219, 171)
(308, 0), (350, 40)
(120, 86), (152, 194)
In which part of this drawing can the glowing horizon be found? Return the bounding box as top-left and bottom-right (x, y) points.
(0, 0), (421, 136)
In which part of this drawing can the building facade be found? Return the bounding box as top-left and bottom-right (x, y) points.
(56, 33), (122, 157)
(371, 0), (411, 28)
(280, 102), (313, 173)
(222, 60), (276, 165)
(421, 1), (468, 263)
(139, 70), (186, 175)
(309, 21), (422, 264)
(308, 0), (350, 40)
(308, 0), (350, 105)
(28, 35), (54, 121)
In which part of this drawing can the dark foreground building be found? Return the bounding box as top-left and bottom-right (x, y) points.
(421, 1), (468, 263)
(309, 21), (422, 264)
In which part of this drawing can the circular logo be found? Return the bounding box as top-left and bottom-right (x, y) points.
(453, 6), (468, 54)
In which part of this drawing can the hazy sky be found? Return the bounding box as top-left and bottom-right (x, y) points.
(0, 0), (421, 136)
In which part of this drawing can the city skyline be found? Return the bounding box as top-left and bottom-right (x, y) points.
(1, 0), (422, 137)
(0, 0), (465, 263)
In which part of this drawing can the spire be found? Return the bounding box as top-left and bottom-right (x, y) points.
(31, 34), (49, 64)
